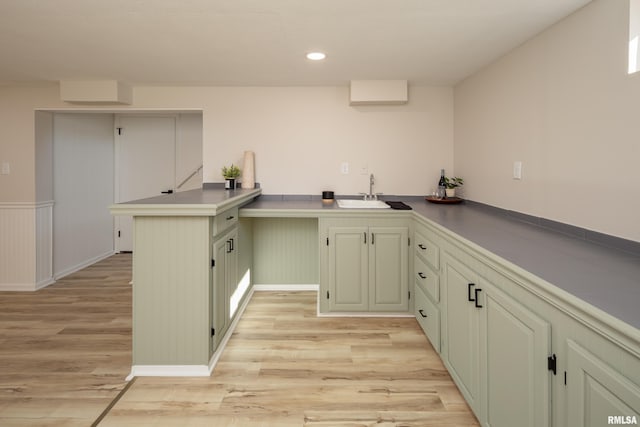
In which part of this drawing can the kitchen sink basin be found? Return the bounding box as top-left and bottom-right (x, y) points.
(336, 199), (390, 209)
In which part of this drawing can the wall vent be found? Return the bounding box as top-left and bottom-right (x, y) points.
(60, 80), (133, 105)
(349, 80), (408, 105)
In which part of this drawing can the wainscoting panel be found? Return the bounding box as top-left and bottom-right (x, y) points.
(0, 203), (36, 290)
(0, 201), (54, 291)
(36, 202), (54, 289)
(252, 218), (319, 285)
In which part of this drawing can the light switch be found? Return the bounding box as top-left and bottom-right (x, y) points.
(1, 162), (9, 175)
(513, 161), (522, 180)
(340, 162), (349, 174)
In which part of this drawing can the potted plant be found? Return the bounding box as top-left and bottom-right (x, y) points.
(444, 176), (464, 198)
(222, 164), (241, 189)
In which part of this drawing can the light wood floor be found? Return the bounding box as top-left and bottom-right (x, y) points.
(0, 254), (133, 427)
(1, 255), (478, 426)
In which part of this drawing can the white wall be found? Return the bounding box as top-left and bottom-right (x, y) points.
(176, 113), (203, 191)
(0, 84), (451, 288)
(209, 86), (453, 195)
(454, 0), (640, 242)
(131, 85), (454, 196)
(52, 113), (115, 277)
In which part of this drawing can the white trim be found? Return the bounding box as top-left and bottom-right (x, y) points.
(0, 200), (54, 209)
(126, 364), (210, 380)
(54, 250), (115, 280)
(35, 277), (56, 290)
(126, 286), (256, 379)
(0, 283), (37, 292)
(253, 284), (319, 291)
(317, 312), (414, 318)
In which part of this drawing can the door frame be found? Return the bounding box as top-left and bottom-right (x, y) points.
(113, 113), (178, 252)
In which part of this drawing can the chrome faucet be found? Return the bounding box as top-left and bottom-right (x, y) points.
(369, 174), (375, 199)
(360, 174), (382, 200)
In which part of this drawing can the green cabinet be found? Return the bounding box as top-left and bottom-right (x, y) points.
(442, 250), (551, 426)
(327, 226), (369, 311)
(413, 220), (442, 352)
(442, 252), (482, 414)
(368, 226), (409, 311)
(481, 279), (551, 427)
(211, 226), (237, 351)
(320, 217), (409, 313)
(414, 285), (440, 352)
(565, 339), (640, 426)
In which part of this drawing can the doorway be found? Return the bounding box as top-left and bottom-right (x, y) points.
(114, 115), (177, 252)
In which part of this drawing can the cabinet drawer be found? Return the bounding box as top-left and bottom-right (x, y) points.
(414, 229), (439, 270)
(415, 286), (440, 352)
(213, 207), (238, 236)
(415, 254), (439, 302)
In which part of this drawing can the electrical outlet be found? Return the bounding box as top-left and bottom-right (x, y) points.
(340, 162), (349, 174)
(1, 162), (9, 175)
(513, 161), (522, 180)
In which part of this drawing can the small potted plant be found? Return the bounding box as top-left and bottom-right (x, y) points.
(222, 164), (241, 190)
(444, 176), (464, 198)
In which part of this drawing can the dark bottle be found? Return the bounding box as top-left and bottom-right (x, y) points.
(437, 169), (446, 198)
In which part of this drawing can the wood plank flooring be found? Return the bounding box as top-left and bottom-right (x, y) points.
(0, 255), (478, 426)
(102, 291), (479, 426)
(0, 254), (133, 427)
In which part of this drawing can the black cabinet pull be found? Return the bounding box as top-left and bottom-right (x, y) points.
(161, 189), (173, 194)
(418, 244), (427, 250)
(364, 232), (367, 244)
(230, 238), (234, 251)
(371, 233), (375, 244)
(226, 215), (235, 220)
(474, 288), (483, 308)
(226, 239), (233, 253)
(468, 283), (475, 302)
(418, 309), (427, 318)
(418, 272), (427, 279)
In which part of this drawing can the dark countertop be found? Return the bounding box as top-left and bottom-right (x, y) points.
(110, 188), (261, 216)
(242, 195), (640, 332)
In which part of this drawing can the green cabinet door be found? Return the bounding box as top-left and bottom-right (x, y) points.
(369, 226), (409, 312)
(212, 227), (238, 350)
(482, 282), (551, 427)
(226, 228), (238, 312)
(328, 226), (369, 311)
(567, 340), (640, 427)
(212, 236), (228, 350)
(443, 253), (481, 415)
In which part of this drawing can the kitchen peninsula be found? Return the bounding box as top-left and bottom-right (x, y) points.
(111, 189), (640, 426)
(110, 187), (261, 378)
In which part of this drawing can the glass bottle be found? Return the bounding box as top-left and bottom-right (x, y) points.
(437, 169), (446, 199)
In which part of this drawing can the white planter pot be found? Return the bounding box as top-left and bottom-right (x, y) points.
(445, 188), (456, 198)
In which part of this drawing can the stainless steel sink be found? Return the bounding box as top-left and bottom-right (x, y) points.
(336, 199), (390, 209)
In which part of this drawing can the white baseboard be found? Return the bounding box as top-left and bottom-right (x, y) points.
(253, 284), (319, 291)
(126, 286), (257, 380)
(35, 277), (56, 290)
(126, 364), (210, 380)
(317, 312), (415, 318)
(54, 250), (116, 281)
(0, 283), (37, 291)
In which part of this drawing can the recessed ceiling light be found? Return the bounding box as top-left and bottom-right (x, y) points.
(306, 52), (326, 61)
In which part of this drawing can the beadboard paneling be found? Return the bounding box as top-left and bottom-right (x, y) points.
(132, 216), (210, 365)
(0, 203), (36, 290)
(252, 218), (318, 285)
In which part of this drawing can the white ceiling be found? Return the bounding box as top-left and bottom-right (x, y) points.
(0, 0), (592, 87)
